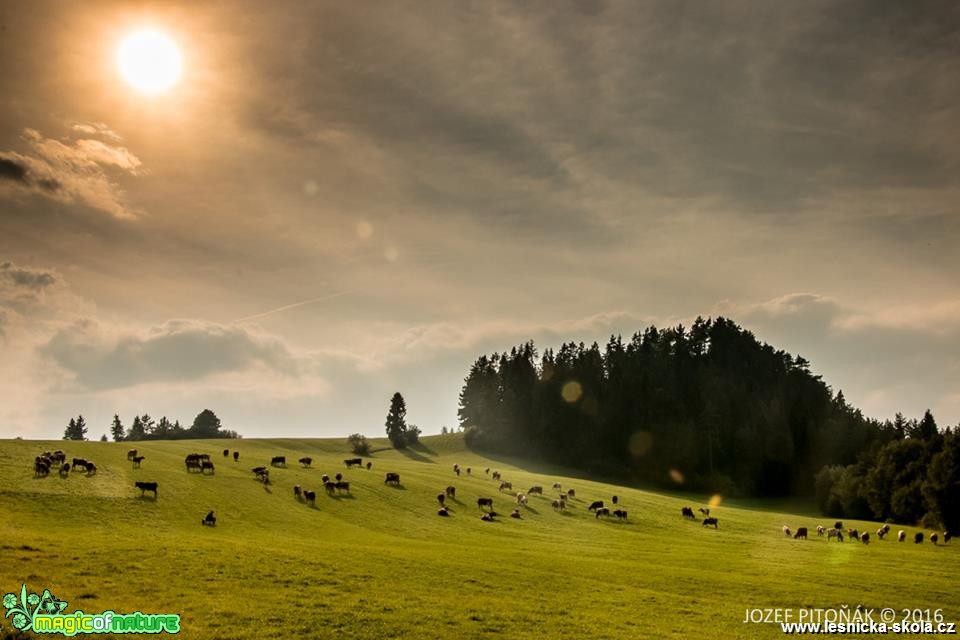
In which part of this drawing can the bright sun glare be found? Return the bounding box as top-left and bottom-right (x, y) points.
(117, 29), (182, 94)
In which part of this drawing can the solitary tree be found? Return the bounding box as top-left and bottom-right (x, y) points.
(385, 392), (408, 448)
(63, 415), (88, 441)
(190, 409), (223, 438)
(110, 414), (125, 442)
(347, 433), (371, 456)
(99, 434), (108, 442)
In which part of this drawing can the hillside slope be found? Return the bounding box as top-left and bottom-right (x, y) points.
(1, 435), (957, 639)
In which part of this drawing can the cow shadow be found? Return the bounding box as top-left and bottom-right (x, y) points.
(385, 483), (406, 490)
(262, 484), (272, 494)
(136, 494), (158, 502)
(523, 505), (540, 515)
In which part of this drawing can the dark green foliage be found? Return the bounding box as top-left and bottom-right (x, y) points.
(63, 415), (87, 441)
(116, 410), (238, 441)
(922, 428), (960, 533)
(385, 392), (408, 448)
(406, 425), (422, 446)
(127, 415), (146, 441)
(347, 433), (371, 456)
(110, 414), (125, 441)
(99, 434), (108, 442)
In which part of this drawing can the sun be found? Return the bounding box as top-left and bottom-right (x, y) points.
(117, 29), (182, 94)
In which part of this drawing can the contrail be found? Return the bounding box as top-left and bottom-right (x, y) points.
(235, 290), (356, 323)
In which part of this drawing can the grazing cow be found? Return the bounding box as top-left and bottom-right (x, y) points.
(877, 526), (888, 539)
(492, 471), (501, 481)
(185, 454), (201, 472)
(516, 494), (527, 506)
(794, 527), (808, 540)
(335, 481), (350, 494)
(930, 533), (939, 545)
(552, 499), (565, 511)
(898, 530), (906, 542)
(681, 506), (696, 519)
(477, 497), (494, 511)
(344, 458), (362, 468)
(59, 463), (70, 477)
(499, 481), (513, 492)
(879, 524), (891, 535)
(945, 532), (952, 544)
(304, 490), (316, 505)
(445, 486), (456, 498)
(271, 456), (286, 467)
(783, 525), (791, 537)
(51, 451), (66, 464)
(437, 493), (445, 506)
(613, 509), (628, 521)
(325, 481), (337, 494)
(223, 449), (229, 458)
(485, 468), (490, 475)
(914, 532), (924, 544)
(817, 525), (825, 536)
(480, 513), (495, 522)
(199, 454), (211, 462)
(588, 501), (604, 511)
(233, 451), (240, 462)
(860, 532), (870, 544)
(202, 511), (217, 526)
(135, 481), (158, 497)
(127, 449), (138, 461)
(200, 460), (214, 474)
(552, 482), (562, 491)
(699, 507), (710, 516)
(510, 509), (522, 519)
(132, 455), (145, 468)
(385, 472), (401, 485)
(702, 517), (719, 528)
(834, 521), (843, 530)
(299, 457), (313, 468)
(294, 485), (302, 499)
(438, 507), (449, 517)
(322, 474), (330, 484)
(34, 461), (50, 477)
(567, 489), (576, 499)
(466, 467), (471, 476)
(827, 528), (844, 542)
(252, 466), (268, 476)
(454, 464), (461, 476)
(612, 496), (619, 505)
(595, 507), (610, 519)
(528, 486), (543, 496)
(72, 457), (88, 470)
(848, 529), (859, 541)
(85, 462), (97, 476)
(366, 462), (372, 470)
(335, 472), (343, 482)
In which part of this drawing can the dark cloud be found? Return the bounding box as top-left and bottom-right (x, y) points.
(0, 261), (56, 289)
(0, 156), (28, 184)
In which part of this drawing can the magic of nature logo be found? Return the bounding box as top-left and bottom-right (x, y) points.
(3, 584), (180, 635)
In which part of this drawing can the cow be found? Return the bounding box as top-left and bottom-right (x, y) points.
(438, 507), (449, 517)
(454, 464), (461, 477)
(385, 472), (401, 485)
(492, 471), (501, 481)
(34, 461), (50, 477)
(325, 481), (337, 494)
(612, 495), (619, 505)
(931, 532), (939, 545)
(588, 501), (604, 511)
(477, 497), (494, 511)
(499, 481), (513, 492)
(223, 449), (229, 458)
(860, 532), (870, 544)
(252, 466), (268, 477)
(335, 472), (343, 482)
(132, 456), (145, 468)
(516, 494), (528, 506)
(59, 463), (70, 477)
(51, 451), (66, 464)
(185, 454), (201, 472)
(271, 456), (286, 467)
(552, 482), (562, 491)
(528, 486), (543, 496)
(199, 454), (211, 462)
(72, 457), (88, 470)
(898, 530), (906, 542)
(834, 521), (843, 530)
(202, 511), (217, 526)
(335, 481), (350, 494)
(85, 462), (97, 476)
(366, 462), (372, 470)
(595, 507), (610, 519)
(299, 457), (313, 468)
(567, 489), (576, 499)
(702, 517), (719, 528)
(135, 481), (158, 497)
(466, 467), (471, 476)
(783, 525), (791, 537)
(481, 512), (495, 522)
(699, 507), (710, 516)
(437, 493), (445, 506)
(877, 526), (888, 539)
(127, 449), (138, 461)
(848, 529), (859, 542)
(510, 509), (522, 519)
(794, 527), (808, 540)
(682, 506), (696, 519)
(613, 509), (628, 521)
(817, 525), (825, 536)
(322, 474), (330, 484)
(827, 528), (844, 542)
(200, 460), (215, 474)
(344, 458), (362, 468)
(485, 468), (490, 475)
(552, 499), (565, 511)
(294, 485), (302, 499)
(914, 532), (924, 544)
(304, 490), (316, 505)
(445, 485), (456, 498)
(233, 451), (240, 462)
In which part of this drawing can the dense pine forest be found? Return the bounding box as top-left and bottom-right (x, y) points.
(458, 317), (960, 531)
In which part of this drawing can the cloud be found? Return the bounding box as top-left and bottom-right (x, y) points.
(40, 319), (302, 391)
(71, 122), (122, 141)
(0, 128), (143, 219)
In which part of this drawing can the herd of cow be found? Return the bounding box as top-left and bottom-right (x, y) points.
(781, 522), (953, 546)
(32, 449), (97, 478)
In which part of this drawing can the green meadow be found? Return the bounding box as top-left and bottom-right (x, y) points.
(0, 435), (957, 639)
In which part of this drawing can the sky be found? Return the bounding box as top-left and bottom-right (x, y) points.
(1, 0), (959, 439)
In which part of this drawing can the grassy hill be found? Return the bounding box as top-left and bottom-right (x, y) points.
(0, 434), (957, 639)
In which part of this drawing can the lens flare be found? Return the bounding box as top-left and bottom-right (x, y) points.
(561, 381), (582, 403)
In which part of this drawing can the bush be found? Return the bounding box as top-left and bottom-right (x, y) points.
(347, 433), (370, 456)
(406, 425), (422, 446)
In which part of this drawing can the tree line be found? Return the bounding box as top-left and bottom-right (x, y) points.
(457, 317), (959, 530)
(63, 409), (240, 441)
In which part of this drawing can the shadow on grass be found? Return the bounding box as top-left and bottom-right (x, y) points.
(397, 446), (436, 464)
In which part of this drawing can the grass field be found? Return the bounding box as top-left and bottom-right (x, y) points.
(0, 434), (957, 639)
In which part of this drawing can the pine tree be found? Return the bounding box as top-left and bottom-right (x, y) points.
(64, 415), (88, 440)
(128, 415), (146, 441)
(63, 418), (77, 441)
(110, 414), (125, 441)
(385, 392), (408, 448)
(99, 434), (108, 442)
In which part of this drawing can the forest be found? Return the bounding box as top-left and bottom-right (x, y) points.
(457, 317), (960, 530)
